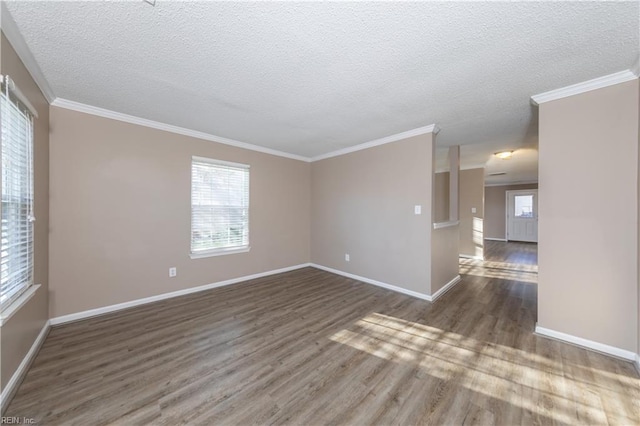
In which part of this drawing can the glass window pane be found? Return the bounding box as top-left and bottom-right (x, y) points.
(514, 195), (533, 218)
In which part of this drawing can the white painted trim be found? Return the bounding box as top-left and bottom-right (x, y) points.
(535, 325), (636, 361)
(437, 163), (487, 174)
(0, 4), (56, 103)
(0, 284), (40, 326)
(51, 98), (311, 163)
(192, 156), (250, 169)
(531, 70), (638, 105)
(311, 124), (439, 162)
(484, 237), (507, 242)
(433, 220), (459, 230)
(634, 354), (640, 375)
(484, 180), (538, 187)
(50, 263), (311, 325)
(49, 99), (442, 165)
(505, 189), (539, 243)
(430, 275), (462, 302)
(309, 263), (433, 301)
(632, 57), (640, 77)
(0, 320), (50, 414)
(190, 246), (250, 259)
(2, 74), (39, 118)
(459, 254), (483, 260)
(505, 190), (509, 241)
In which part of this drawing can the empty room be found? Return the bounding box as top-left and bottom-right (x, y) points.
(1, 1), (639, 425)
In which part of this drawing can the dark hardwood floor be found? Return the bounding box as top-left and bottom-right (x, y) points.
(5, 252), (639, 424)
(483, 240), (538, 265)
(460, 240), (538, 284)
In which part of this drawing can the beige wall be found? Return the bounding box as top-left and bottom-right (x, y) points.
(311, 134), (433, 295)
(431, 225), (459, 294)
(0, 34), (50, 392)
(538, 79), (639, 352)
(459, 168), (484, 257)
(48, 107), (310, 318)
(433, 172), (449, 223)
(484, 183), (538, 240)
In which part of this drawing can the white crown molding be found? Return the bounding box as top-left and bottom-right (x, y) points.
(51, 98), (311, 162)
(0, 3), (56, 103)
(535, 325), (636, 361)
(531, 70), (638, 105)
(1, 320), (50, 414)
(311, 124), (440, 162)
(49, 263), (311, 325)
(52, 98), (441, 164)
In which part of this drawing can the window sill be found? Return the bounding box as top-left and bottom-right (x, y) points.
(0, 284), (41, 327)
(190, 246), (250, 259)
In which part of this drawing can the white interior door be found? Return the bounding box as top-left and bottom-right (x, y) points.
(506, 190), (538, 242)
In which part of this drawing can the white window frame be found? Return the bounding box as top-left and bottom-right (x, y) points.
(0, 75), (37, 322)
(190, 156), (250, 259)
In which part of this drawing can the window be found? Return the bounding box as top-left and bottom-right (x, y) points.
(1, 84), (35, 308)
(191, 157), (249, 258)
(514, 195), (534, 218)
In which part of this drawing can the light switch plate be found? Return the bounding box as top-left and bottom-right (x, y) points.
(472, 207), (477, 213)
(414, 205), (422, 215)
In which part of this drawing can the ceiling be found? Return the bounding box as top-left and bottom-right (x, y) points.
(4, 1), (639, 183)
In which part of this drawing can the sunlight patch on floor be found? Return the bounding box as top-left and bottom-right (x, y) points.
(459, 258), (538, 283)
(329, 312), (638, 425)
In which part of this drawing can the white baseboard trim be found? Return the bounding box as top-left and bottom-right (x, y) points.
(1, 320), (50, 414)
(430, 275), (462, 302)
(309, 263), (434, 301)
(634, 354), (640, 375)
(535, 325), (636, 361)
(459, 254), (483, 260)
(50, 263), (312, 326)
(484, 238), (507, 242)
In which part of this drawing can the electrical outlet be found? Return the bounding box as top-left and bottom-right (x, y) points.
(169, 267), (177, 278)
(414, 205), (422, 215)
(345, 254), (350, 262)
(471, 207), (477, 213)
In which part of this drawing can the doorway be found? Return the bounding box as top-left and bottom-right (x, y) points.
(506, 189), (538, 242)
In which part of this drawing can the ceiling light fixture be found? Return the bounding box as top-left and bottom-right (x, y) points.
(494, 150), (513, 159)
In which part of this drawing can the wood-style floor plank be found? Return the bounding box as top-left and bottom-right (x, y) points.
(5, 242), (639, 425)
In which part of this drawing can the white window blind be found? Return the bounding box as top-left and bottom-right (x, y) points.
(191, 157), (249, 256)
(1, 81), (35, 308)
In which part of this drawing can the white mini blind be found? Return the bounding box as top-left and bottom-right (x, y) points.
(1, 82), (35, 308)
(191, 157), (249, 255)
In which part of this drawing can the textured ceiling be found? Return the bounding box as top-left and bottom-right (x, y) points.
(4, 1), (639, 182)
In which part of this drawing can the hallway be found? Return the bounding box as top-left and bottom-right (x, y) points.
(460, 240), (538, 284)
